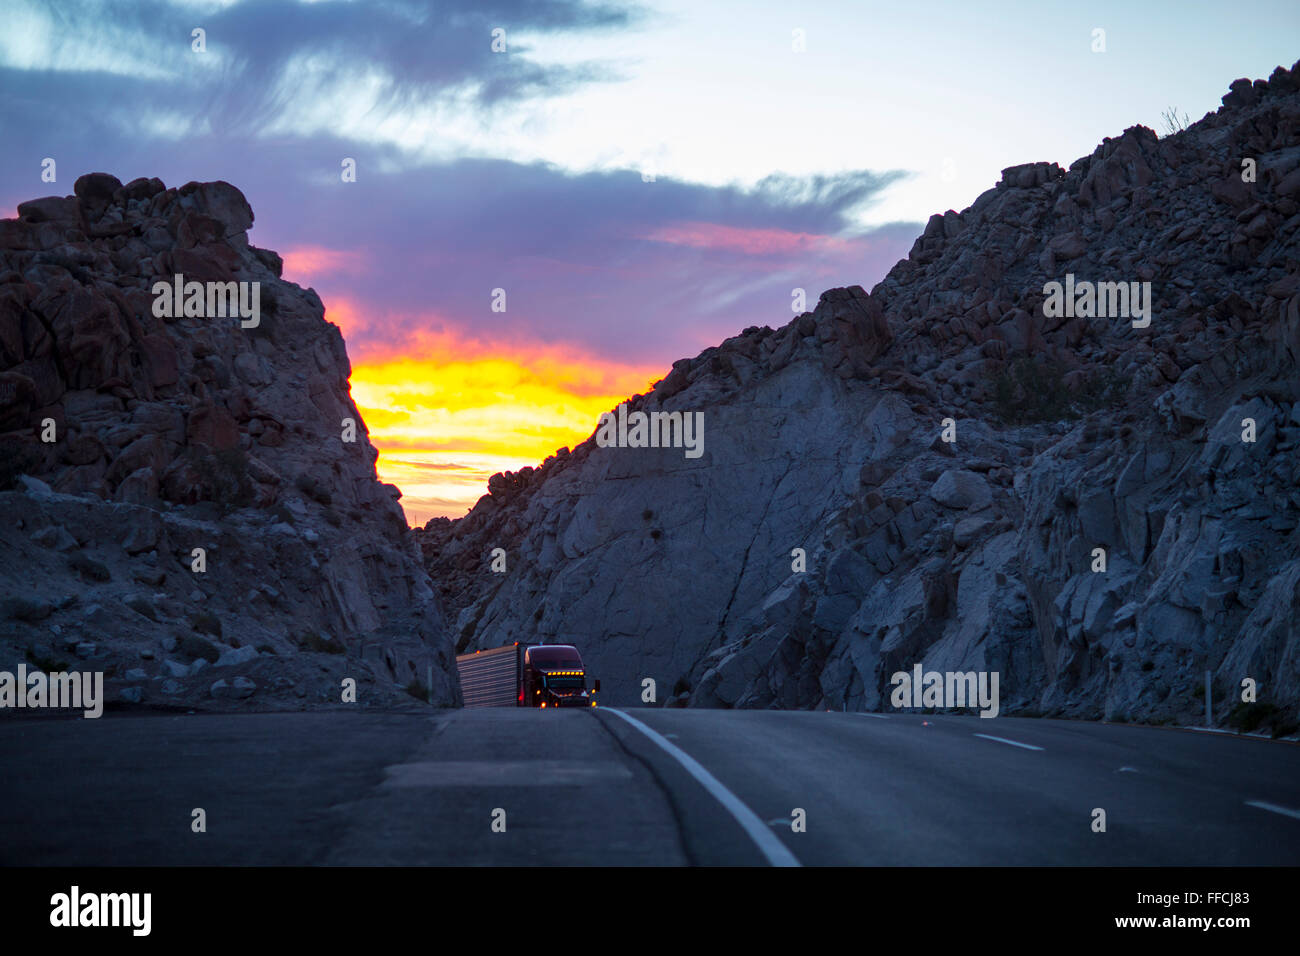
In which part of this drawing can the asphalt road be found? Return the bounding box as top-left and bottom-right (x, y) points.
(1, 707), (1297, 866)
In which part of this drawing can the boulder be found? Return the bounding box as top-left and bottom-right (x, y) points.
(74, 173), (123, 208)
(928, 470), (993, 510)
(16, 197), (81, 224)
(177, 181), (253, 237)
(210, 676), (257, 699)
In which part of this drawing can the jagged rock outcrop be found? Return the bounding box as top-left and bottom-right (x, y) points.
(419, 62), (1300, 732)
(0, 175), (460, 710)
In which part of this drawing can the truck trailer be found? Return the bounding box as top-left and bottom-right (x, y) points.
(456, 643), (599, 708)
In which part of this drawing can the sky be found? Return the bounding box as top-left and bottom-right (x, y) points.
(2, 0), (1295, 523)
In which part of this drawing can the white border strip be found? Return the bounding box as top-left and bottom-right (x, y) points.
(604, 708), (801, 867)
(973, 733), (1044, 751)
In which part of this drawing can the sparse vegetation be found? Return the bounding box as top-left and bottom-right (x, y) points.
(189, 611), (223, 639)
(0, 439), (41, 491)
(68, 553), (111, 582)
(1227, 701), (1298, 738)
(1160, 106), (1191, 136)
(294, 630), (346, 654)
(1073, 366), (1132, 414)
(295, 473), (332, 506)
(989, 358), (1128, 425)
(25, 647), (68, 672)
(1228, 701), (1270, 733)
(3, 596), (50, 621)
(180, 632), (221, 662)
(189, 447), (254, 513)
(125, 596), (157, 621)
(405, 678), (429, 702)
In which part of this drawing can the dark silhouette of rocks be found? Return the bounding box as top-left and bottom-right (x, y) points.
(1, 175), (459, 710)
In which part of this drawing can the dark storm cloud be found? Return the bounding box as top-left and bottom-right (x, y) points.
(18, 0), (640, 119)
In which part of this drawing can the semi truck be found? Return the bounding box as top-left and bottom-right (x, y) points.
(456, 643), (599, 708)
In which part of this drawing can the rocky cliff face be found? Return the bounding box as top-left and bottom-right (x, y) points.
(0, 174), (460, 709)
(420, 63), (1300, 731)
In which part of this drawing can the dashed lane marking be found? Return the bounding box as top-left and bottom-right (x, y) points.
(973, 733), (1044, 752)
(1245, 800), (1300, 820)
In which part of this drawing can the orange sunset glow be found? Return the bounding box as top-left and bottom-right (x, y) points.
(641, 222), (857, 256)
(346, 331), (661, 527)
(280, 257), (667, 526)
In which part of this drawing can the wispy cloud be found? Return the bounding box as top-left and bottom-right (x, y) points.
(281, 245), (369, 280)
(0, 0), (924, 520)
(1, 0), (643, 154)
(640, 223), (859, 256)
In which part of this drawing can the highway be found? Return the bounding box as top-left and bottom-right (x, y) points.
(1, 708), (1297, 866)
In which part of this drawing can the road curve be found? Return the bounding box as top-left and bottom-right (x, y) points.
(0, 708), (1296, 865)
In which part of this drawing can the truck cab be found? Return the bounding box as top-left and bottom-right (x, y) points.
(523, 644), (598, 708)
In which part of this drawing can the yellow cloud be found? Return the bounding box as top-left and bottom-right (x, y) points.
(349, 341), (661, 525)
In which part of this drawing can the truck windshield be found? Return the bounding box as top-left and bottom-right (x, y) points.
(528, 647), (582, 669)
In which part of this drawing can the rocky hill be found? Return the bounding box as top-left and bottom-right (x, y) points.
(419, 62), (1300, 731)
(0, 175), (460, 710)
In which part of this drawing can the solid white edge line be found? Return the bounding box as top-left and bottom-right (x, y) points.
(1245, 800), (1300, 820)
(973, 732), (1044, 751)
(603, 708), (801, 867)
(855, 713), (889, 720)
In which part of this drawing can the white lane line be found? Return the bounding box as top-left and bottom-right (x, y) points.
(1245, 800), (1300, 821)
(855, 713), (889, 720)
(973, 733), (1044, 752)
(603, 708), (801, 867)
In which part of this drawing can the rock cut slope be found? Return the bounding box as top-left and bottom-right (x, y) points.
(0, 174), (459, 709)
(420, 63), (1300, 730)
